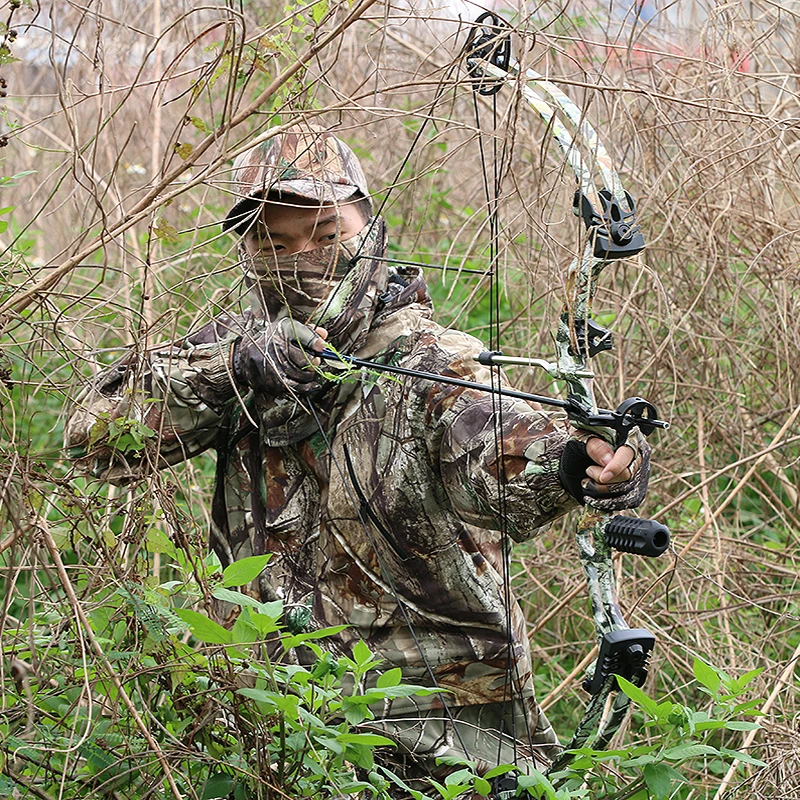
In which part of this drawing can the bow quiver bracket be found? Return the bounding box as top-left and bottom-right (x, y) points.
(584, 628), (656, 695)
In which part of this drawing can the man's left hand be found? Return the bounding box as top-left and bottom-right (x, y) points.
(559, 431), (651, 510)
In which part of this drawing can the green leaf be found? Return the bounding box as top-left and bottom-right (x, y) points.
(0, 45), (19, 65)
(222, 554), (271, 587)
(662, 743), (719, 761)
(343, 704), (368, 725)
(376, 667), (402, 688)
(282, 625), (349, 649)
(693, 720), (728, 732)
(643, 763), (686, 799)
(719, 748), (767, 767)
(310, 0), (328, 23)
(352, 639), (373, 666)
(337, 732), (396, 746)
(205, 549), (223, 573)
(146, 527), (175, 555)
(260, 599), (283, 618)
(516, 769), (558, 799)
(723, 721), (761, 731)
(153, 217), (179, 244)
(174, 608), (232, 644)
(620, 754), (657, 767)
(202, 773), (234, 800)
(174, 142), (194, 160)
(474, 776), (492, 796)
(238, 687), (299, 715)
(79, 740), (116, 774)
(212, 586), (264, 608)
(444, 769), (474, 786)
(189, 116), (211, 132)
(732, 667), (764, 690)
(693, 659), (721, 694)
(249, 610), (282, 637)
(617, 675), (659, 716)
(483, 764), (517, 780)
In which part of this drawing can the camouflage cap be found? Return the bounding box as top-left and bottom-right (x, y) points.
(223, 124), (371, 235)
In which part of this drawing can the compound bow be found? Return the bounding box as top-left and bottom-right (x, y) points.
(323, 11), (671, 786)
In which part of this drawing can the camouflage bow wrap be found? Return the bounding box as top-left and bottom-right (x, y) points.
(463, 13), (670, 781)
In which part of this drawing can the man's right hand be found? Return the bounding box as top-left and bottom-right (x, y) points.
(233, 318), (328, 396)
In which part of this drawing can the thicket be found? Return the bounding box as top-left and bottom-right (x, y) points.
(0, 0), (798, 798)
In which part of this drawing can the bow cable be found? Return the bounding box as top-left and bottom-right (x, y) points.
(469, 20), (528, 769)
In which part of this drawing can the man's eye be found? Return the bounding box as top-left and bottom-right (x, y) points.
(320, 232), (338, 242)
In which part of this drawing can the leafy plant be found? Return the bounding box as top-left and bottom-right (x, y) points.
(0, 531), (445, 799)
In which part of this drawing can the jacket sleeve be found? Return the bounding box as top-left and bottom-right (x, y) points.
(421, 331), (578, 541)
(65, 315), (246, 483)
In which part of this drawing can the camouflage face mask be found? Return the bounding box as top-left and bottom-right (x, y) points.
(245, 217), (388, 351)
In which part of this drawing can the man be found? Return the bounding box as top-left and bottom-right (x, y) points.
(66, 124), (650, 792)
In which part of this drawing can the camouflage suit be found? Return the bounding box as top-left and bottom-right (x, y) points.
(66, 125), (649, 794)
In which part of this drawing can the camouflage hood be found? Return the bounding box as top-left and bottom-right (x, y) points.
(224, 124), (371, 236)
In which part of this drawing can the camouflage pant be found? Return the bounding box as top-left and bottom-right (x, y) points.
(363, 700), (562, 799)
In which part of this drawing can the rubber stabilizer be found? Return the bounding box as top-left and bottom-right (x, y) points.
(606, 516), (670, 557)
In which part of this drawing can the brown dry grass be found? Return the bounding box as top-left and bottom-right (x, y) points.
(1, 0), (799, 797)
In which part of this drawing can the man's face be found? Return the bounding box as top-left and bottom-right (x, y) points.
(242, 196), (367, 258)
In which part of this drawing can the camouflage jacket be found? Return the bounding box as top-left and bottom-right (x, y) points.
(66, 277), (578, 747)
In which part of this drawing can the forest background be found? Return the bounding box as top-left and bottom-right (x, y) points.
(0, 0), (799, 798)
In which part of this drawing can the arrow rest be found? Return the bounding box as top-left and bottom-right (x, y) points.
(565, 394), (668, 447)
(463, 12), (513, 95)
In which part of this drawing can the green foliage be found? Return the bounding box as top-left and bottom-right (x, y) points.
(413, 659), (766, 800)
(539, 659), (766, 799)
(0, 530), (442, 799)
(87, 412), (157, 454)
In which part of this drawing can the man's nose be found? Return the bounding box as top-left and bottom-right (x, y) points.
(298, 238), (322, 253)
